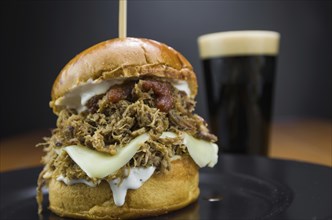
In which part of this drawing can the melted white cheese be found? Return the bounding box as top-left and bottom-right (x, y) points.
(183, 133), (218, 167)
(160, 132), (218, 167)
(54, 79), (191, 113)
(63, 133), (149, 178)
(63, 132), (218, 179)
(109, 166), (156, 206)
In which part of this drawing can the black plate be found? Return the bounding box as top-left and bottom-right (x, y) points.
(1, 155), (331, 220)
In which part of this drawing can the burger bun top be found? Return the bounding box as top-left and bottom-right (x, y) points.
(50, 38), (198, 112)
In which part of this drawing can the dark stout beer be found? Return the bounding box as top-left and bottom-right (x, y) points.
(198, 31), (279, 155)
(203, 56), (276, 154)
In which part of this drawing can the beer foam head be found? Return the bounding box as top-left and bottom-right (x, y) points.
(198, 31), (280, 58)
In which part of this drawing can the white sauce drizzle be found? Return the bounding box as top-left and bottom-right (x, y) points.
(172, 80), (191, 96)
(109, 166), (156, 206)
(55, 79), (124, 113)
(56, 167), (155, 207)
(54, 79), (191, 113)
(56, 175), (98, 187)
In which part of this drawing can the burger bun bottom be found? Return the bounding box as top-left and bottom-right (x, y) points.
(48, 156), (199, 219)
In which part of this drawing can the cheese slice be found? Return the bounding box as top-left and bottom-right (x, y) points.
(183, 133), (218, 167)
(160, 132), (219, 167)
(64, 133), (149, 178)
(63, 132), (218, 179)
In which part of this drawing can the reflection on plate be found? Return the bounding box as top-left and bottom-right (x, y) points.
(0, 169), (292, 220)
(199, 172), (293, 219)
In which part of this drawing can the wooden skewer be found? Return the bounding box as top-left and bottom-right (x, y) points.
(119, 0), (127, 38)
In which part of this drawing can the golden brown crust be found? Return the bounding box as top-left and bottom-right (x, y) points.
(48, 157), (199, 219)
(50, 38), (198, 113)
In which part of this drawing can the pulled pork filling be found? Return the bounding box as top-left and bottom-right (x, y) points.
(36, 78), (217, 211)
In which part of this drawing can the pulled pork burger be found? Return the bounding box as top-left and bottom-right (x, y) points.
(37, 37), (219, 219)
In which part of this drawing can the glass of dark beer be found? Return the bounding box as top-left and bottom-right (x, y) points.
(198, 31), (280, 155)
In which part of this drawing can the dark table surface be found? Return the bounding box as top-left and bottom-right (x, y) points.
(1, 154), (331, 220)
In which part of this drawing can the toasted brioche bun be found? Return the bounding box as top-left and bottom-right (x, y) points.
(48, 157), (199, 219)
(50, 38), (198, 113)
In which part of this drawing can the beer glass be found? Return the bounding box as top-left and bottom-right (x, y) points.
(198, 31), (280, 155)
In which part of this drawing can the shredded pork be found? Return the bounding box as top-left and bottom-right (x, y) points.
(36, 78), (217, 213)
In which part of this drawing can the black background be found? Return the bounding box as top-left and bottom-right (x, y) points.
(1, 1), (331, 138)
